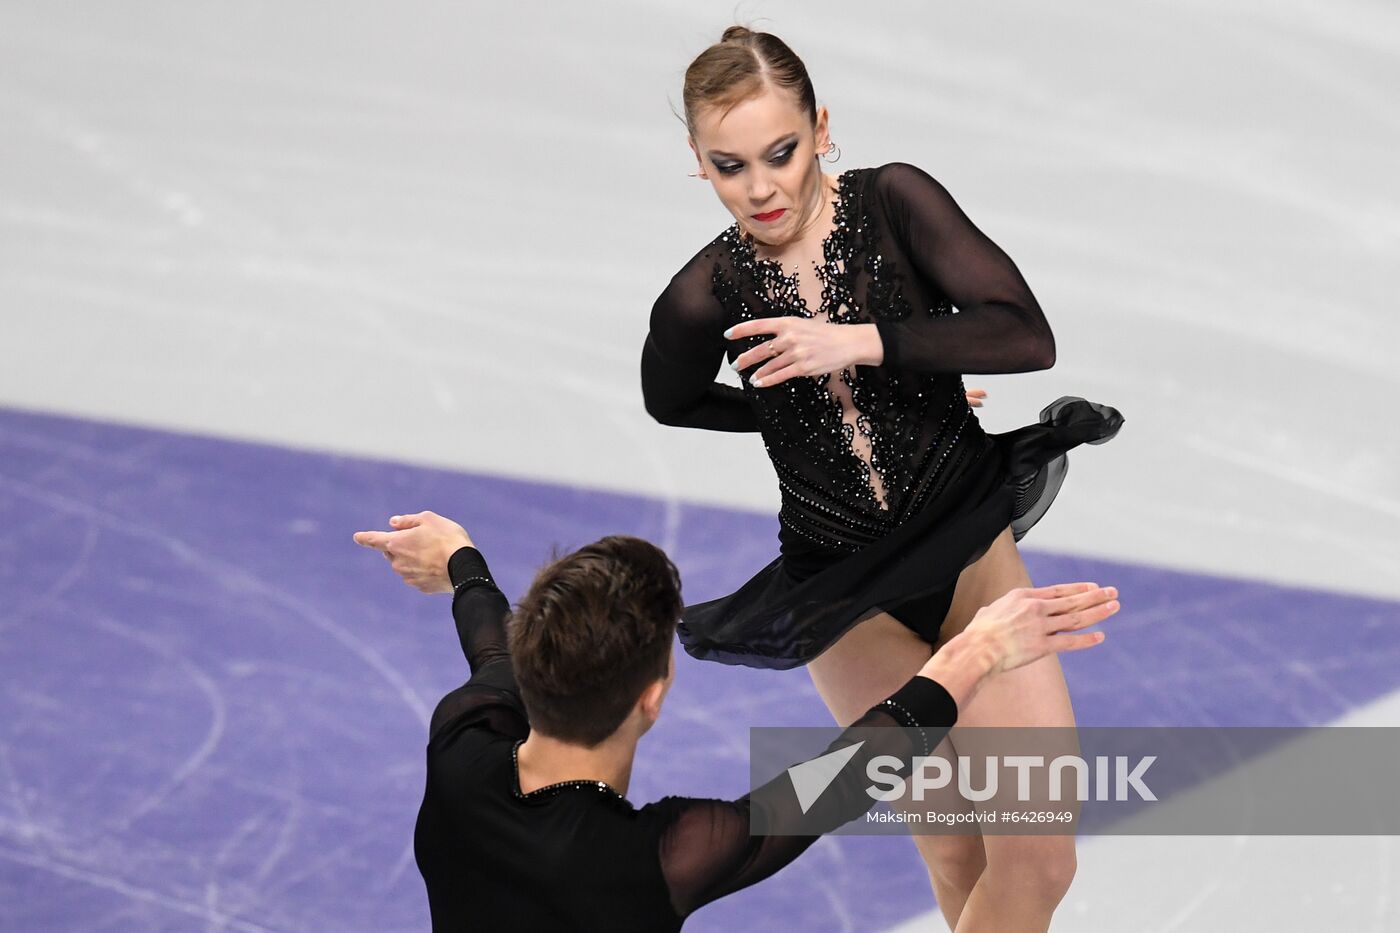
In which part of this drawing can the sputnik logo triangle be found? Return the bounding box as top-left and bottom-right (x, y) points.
(787, 740), (866, 814)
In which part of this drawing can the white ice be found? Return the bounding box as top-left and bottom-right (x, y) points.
(1, 1), (1397, 930)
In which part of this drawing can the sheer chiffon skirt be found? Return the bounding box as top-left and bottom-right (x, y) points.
(676, 396), (1125, 670)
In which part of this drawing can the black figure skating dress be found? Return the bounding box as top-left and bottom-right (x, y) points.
(640, 162), (1124, 670)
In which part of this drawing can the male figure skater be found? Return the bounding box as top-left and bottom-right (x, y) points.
(354, 511), (1117, 931)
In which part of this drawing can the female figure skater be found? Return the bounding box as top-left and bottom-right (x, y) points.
(640, 26), (1125, 932)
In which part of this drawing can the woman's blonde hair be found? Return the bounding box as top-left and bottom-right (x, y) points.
(682, 25), (817, 133)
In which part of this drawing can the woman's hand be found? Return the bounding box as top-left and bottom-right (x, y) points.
(353, 511), (474, 594)
(724, 318), (881, 387)
(723, 316), (994, 407)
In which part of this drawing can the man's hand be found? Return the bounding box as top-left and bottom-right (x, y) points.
(353, 511), (474, 595)
(966, 583), (1119, 676)
(916, 583), (1118, 710)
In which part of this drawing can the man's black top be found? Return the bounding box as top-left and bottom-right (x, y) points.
(413, 546), (959, 931)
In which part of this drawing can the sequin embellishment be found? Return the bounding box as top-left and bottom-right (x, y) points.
(511, 740), (633, 808)
(709, 166), (985, 551)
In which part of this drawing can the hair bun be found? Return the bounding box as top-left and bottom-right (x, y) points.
(682, 25), (816, 134)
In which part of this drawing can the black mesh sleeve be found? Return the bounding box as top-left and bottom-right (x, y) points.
(872, 162), (1056, 374)
(426, 546), (524, 741)
(641, 257), (761, 432)
(655, 676), (958, 918)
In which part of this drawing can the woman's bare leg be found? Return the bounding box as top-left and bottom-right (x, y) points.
(806, 524), (1078, 932)
(935, 525), (1078, 932)
(806, 610), (987, 930)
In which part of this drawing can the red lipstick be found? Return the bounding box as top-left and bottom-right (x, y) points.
(753, 208), (787, 223)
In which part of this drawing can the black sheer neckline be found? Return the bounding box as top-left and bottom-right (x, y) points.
(510, 739), (634, 807)
(730, 167), (861, 269)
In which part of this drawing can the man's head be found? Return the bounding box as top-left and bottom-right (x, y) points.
(508, 535), (682, 747)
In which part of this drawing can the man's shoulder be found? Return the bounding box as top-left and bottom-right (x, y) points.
(427, 687), (527, 762)
(637, 793), (744, 828)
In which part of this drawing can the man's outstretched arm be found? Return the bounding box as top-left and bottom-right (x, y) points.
(355, 512), (523, 739)
(655, 582), (1120, 918)
(445, 545), (513, 675)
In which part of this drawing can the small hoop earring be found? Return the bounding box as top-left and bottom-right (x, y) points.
(822, 142), (841, 163)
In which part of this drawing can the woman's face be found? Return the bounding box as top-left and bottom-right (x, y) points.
(688, 85), (831, 248)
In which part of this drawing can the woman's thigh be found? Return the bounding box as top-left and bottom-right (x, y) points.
(937, 525), (1079, 869)
(935, 524), (1077, 732)
(806, 523), (1055, 727)
(806, 524), (1080, 871)
(807, 609), (933, 728)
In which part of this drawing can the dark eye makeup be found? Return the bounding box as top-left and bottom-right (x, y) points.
(711, 142), (799, 176)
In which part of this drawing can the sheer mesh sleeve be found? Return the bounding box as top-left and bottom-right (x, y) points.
(641, 255), (760, 432)
(426, 546), (525, 741)
(655, 676), (957, 918)
(872, 162), (1056, 374)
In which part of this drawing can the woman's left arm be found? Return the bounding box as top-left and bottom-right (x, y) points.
(727, 163), (1052, 386)
(869, 162), (1056, 375)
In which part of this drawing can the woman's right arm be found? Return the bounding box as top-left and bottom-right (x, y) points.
(640, 262), (761, 433)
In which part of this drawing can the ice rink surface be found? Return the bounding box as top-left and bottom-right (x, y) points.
(1, 1), (1397, 930)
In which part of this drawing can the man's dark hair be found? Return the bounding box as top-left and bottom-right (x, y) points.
(508, 535), (682, 746)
